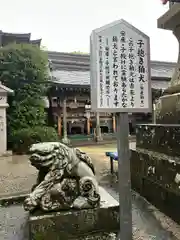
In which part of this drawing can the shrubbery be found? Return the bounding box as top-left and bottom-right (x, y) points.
(0, 43), (59, 152)
(11, 126), (59, 154)
(0, 44), (49, 132)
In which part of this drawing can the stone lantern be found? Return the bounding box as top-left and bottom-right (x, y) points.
(130, 3), (180, 222)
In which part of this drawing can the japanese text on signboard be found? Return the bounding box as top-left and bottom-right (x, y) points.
(92, 22), (150, 112)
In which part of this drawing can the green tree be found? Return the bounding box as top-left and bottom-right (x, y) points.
(0, 43), (49, 138)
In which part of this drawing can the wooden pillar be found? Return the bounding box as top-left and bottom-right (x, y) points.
(62, 99), (70, 144)
(85, 111), (90, 135)
(57, 116), (62, 137)
(112, 114), (116, 133)
(87, 117), (90, 135)
(95, 112), (102, 141)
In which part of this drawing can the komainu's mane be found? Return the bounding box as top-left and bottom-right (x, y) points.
(75, 148), (95, 174)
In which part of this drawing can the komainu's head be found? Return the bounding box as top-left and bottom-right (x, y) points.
(29, 142), (95, 174)
(29, 142), (70, 170)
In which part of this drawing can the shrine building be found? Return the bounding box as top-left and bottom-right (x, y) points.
(0, 30), (176, 138)
(48, 51), (175, 137)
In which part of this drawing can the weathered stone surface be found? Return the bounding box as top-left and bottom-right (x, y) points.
(24, 142), (100, 212)
(131, 149), (180, 194)
(72, 232), (117, 240)
(131, 148), (180, 223)
(29, 187), (119, 240)
(136, 124), (180, 157)
(155, 93), (180, 124)
(130, 6), (180, 225)
(130, 149), (144, 193)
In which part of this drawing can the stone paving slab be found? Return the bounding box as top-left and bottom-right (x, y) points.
(0, 205), (29, 240)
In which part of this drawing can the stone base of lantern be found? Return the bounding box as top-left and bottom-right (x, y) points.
(130, 124), (180, 223)
(155, 93), (180, 124)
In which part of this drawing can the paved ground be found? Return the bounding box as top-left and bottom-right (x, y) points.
(0, 141), (180, 239)
(0, 142), (135, 197)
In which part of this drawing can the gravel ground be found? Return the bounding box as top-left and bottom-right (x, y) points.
(0, 155), (37, 197)
(0, 141), (180, 239)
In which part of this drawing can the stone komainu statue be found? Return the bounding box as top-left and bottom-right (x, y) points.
(24, 142), (100, 212)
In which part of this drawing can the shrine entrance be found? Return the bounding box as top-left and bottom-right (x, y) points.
(71, 126), (83, 134)
(100, 126), (109, 133)
(68, 121), (85, 135)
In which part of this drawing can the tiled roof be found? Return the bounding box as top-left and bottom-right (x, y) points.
(0, 30), (41, 47)
(151, 65), (174, 79)
(49, 52), (175, 88)
(151, 80), (170, 90)
(52, 70), (90, 86)
(51, 69), (172, 90)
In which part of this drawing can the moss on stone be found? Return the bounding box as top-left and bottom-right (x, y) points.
(32, 231), (117, 240)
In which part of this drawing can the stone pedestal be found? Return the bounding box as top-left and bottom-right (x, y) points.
(130, 5), (180, 223)
(155, 93), (180, 124)
(29, 187), (119, 240)
(0, 83), (13, 156)
(131, 124), (180, 223)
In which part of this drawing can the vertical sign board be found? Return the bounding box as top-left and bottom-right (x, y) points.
(90, 19), (151, 113)
(90, 19), (151, 240)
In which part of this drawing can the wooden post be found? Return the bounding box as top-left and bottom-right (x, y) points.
(62, 99), (70, 144)
(95, 112), (102, 141)
(57, 116), (62, 137)
(86, 111), (91, 135)
(87, 117), (90, 135)
(112, 114), (116, 133)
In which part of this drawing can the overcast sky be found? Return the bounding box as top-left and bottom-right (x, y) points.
(0, 0), (177, 62)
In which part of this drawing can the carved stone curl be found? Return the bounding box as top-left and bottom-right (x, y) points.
(24, 142), (100, 212)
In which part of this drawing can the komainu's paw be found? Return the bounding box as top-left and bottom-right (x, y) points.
(24, 196), (38, 211)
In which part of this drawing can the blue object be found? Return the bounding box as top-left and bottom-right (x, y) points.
(105, 152), (118, 160)
(110, 152), (118, 160)
(105, 151), (118, 174)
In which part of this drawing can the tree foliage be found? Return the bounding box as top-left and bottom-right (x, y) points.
(11, 126), (59, 153)
(0, 43), (50, 138)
